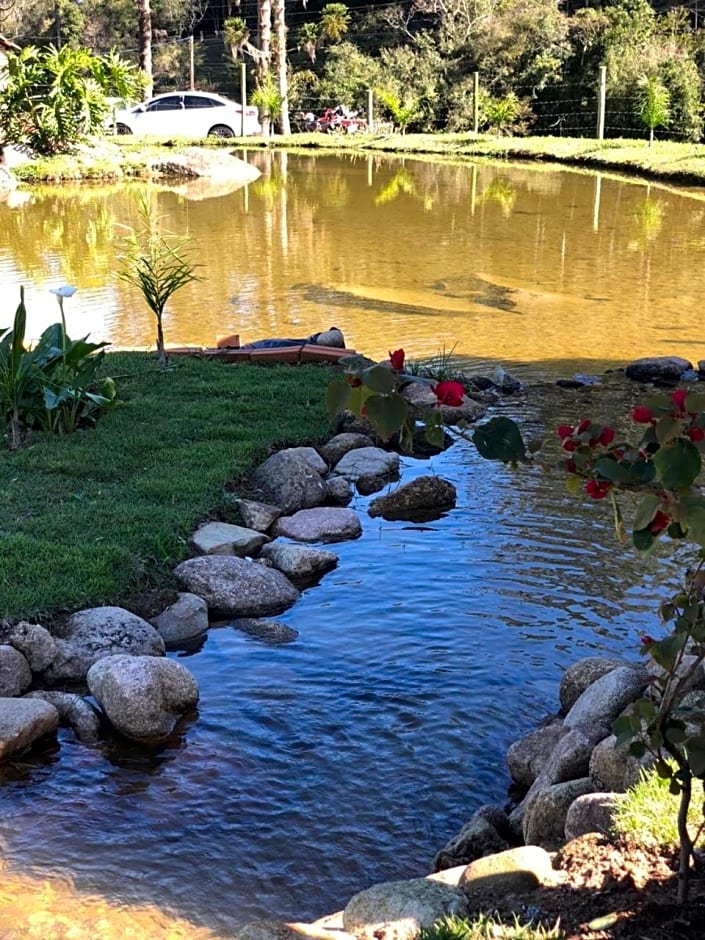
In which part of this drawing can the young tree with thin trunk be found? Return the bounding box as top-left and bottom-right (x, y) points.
(136, 0), (153, 99)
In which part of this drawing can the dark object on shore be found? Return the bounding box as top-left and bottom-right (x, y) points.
(241, 327), (345, 350)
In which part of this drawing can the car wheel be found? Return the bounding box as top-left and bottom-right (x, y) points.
(208, 124), (235, 139)
(114, 123), (132, 135)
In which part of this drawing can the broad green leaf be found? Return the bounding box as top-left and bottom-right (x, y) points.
(651, 633), (687, 671)
(360, 364), (395, 395)
(425, 422), (446, 449)
(633, 527), (657, 553)
(679, 495), (705, 547)
(629, 741), (646, 757)
(399, 422), (415, 454)
(688, 745), (705, 777)
(652, 438), (701, 490)
(593, 456), (632, 484)
(473, 417), (526, 463)
(655, 416), (683, 445)
(654, 759), (673, 779)
(633, 494), (661, 531)
(325, 378), (350, 419)
(626, 459), (656, 484)
(364, 392), (408, 439)
(685, 392), (705, 413)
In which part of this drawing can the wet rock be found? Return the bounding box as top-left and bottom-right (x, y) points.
(343, 878), (469, 940)
(251, 451), (327, 514)
(506, 719), (568, 788)
(273, 507), (362, 543)
(368, 476), (457, 521)
(559, 657), (626, 714)
(564, 792), (625, 841)
(0, 620), (57, 673)
(175, 555), (300, 617)
(564, 665), (649, 734)
(259, 542), (338, 584)
(44, 607), (165, 684)
(24, 690), (101, 743)
(491, 366), (522, 394)
(0, 697), (58, 762)
(625, 356), (692, 384)
(333, 446), (400, 491)
(150, 593), (209, 646)
(318, 432), (374, 466)
(87, 654), (199, 744)
(0, 645), (32, 696)
(230, 618), (299, 644)
(191, 521), (269, 557)
(235, 499), (282, 533)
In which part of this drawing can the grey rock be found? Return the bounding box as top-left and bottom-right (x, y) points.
(648, 652), (705, 697)
(0, 645), (31, 696)
(564, 665), (649, 734)
(259, 542), (338, 584)
(273, 507), (362, 543)
(368, 476), (457, 521)
(191, 521), (269, 557)
(332, 447), (400, 491)
(319, 432), (374, 466)
(284, 446), (328, 475)
(559, 657), (626, 714)
(235, 499), (282, 533)
(175, 555), (299, 617)
(564, 792), (625, 841)
(0, 620), (57, 672)
(459, 845), (555, 892)
(522, 777), (595, 847)
(325, 475), (354, 506)
(506, 719), (568, 788)
(589, 733), (654, 792)
(0, 697), (59, 762)
(251, 451), (327, 514)
(524, 729), (597, 807)
(87, 654), (199, 744)
(230, 618), (299, 644)
(44, 606), (165, 683)
(151, 593), (209, 646)
(625, 356), (692, 383)
(433, 814), (509, 871)
(24, 690), (101, 743)
(343, 878), (469, 940)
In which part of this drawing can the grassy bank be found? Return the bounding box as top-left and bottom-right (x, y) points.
(2, 353), (330, 623)
(12, 132), (705, 187)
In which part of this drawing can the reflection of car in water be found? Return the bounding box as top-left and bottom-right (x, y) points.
(107, 91), (261, 139)
(299, 105), (367, 134)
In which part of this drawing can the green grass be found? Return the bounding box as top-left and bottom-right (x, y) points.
(418, 914), (564, 940)
(1, 353), (330, 623)
(611, 762), (705, 848)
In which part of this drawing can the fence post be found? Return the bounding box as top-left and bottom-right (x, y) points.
(240, 62), (247, 137)
(367, 88), (374, 133)
(596, 65), (606, 140)
(189, 35), (195, 90)
(473, 71), (480, 134)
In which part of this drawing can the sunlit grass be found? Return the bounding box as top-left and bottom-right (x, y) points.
(611, 762), (705, 848)
(419, 913), (564, 940)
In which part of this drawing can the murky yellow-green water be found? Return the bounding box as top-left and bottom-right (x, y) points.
(2, 151), (705, 377)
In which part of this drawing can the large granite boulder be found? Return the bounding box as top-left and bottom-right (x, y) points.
(343, 878), (469, 940)
(368, 476), (457, 521)
(332, 447), (400, 495)
(0, 697), (59, 762)
(284, 446), (328, 475)
(559, 657), (626, 714)
(564, 665), (649, 736)
(506, 719), (568, 788)
(0, 620), (58, 673)
(564, 792), (624, 841)
(191, 521), (269, 557)
(235, 498), (282, 533)
(625, 356), (692, 384)
(24, 690), (101, 743)
(150, 593), (210, 646)
(0, 645), (32, 696)
(433, 805), (510, 870)
(589, 732), (654, 791)
(43, 607), (165, 683)
(251, 451), (327, 514)
(174, 556), (299, 617)
(522, 777), (595, 847)
(459, 845), (555, 893)
(259, 542), (338, 584)
(319, 432), (374, 466)
(87, 654), (199, 744)
(273, 507), (362, 543)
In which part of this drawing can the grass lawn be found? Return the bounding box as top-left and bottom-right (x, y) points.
(1, 353), (330, 624)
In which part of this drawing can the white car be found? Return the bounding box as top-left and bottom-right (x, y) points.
(108, 90), (261, 139)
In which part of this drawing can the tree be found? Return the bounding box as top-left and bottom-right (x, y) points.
(636, 74), (671, 144)
(273, 0), (290, 133)
(0, 44), (142, 154)
(136, 0), (153, 99)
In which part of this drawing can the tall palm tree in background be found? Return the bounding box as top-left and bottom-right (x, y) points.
(136, 0), (153, 98)
(273, 0), (290, 134)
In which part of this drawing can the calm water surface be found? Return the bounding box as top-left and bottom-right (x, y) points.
(2, 151), (705, 374)
(0, 155), (697, 933)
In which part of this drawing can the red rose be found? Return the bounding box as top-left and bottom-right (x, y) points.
(585, 478), (612, 499)
(563, 439), (578, 452)
(688, 426), (705, 442)
(557, 425), (573, 440)
(432, 380), (465, 407)
(564, 460), (577, 473)
(389, 348), (405, 372)
(672, 389), (687, 412)
(599, 427), (615, 446)
(640, 635), (655, 646)
(632, 406), (654, 423)
(577, 418), (591, 434)
(649, 511), (670, 533)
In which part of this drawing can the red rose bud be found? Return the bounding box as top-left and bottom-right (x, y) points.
(432, 380), (465, 407)
(599, 427), (615, 446)
(562, 438), (578, 452)
(585, 478), (612, 499)
(564, 460), (577, 473)
(632, 406), (654, 423)
(557, 425), (573, 440)
(389, 348), (405, 371)
(577, 418), (591, 434)
(649, 511), (670, 534)
(688, 426), (705, 442)
(640, 635), (655, 646)
(672, 389), (687, 412)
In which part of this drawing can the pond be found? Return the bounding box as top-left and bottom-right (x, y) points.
(2, 150), (705, 378)
(0, 153), (698, 934)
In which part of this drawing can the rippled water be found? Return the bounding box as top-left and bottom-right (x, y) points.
(0, 394), (678, 933)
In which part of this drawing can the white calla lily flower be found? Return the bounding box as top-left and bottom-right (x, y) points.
(50, 285), (78, 298)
